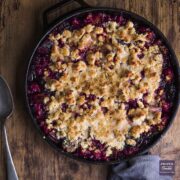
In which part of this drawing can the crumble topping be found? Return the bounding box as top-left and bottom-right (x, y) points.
(42, 20), (164, 156)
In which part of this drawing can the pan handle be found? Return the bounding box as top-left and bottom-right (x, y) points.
(43, 0), (90, 30)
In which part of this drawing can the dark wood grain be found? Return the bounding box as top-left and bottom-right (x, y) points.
(0, 0), (179, 179)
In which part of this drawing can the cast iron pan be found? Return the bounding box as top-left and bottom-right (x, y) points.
(25, 0), (180, 164)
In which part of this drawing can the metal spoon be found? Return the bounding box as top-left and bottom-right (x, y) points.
(0, 75), (18, 180)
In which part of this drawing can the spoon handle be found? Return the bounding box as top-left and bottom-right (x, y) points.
(3, 126), (18, 180)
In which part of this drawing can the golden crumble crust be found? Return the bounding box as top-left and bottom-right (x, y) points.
(43, 20), (164, 156)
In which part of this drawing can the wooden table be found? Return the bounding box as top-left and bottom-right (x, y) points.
(0, 0), (179, 179)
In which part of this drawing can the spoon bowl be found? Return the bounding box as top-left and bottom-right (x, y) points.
(0, 76), (13, 120)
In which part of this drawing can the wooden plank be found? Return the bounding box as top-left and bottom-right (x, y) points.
(0, 0), (179, 179)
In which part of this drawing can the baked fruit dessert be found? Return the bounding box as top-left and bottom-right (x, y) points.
(27, 12), (176, 161)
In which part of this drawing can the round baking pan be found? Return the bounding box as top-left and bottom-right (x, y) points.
(25, 0), (180, 164)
